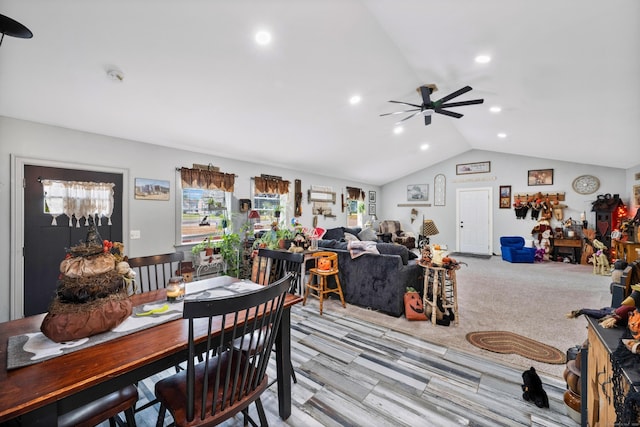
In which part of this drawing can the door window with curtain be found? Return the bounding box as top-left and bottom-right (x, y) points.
(252, 176), (290, 232)
(346, 186), (365, 228)
(179, 167), (235, 245)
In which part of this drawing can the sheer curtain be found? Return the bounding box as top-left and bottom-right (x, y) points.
(41, 179), (115, 227)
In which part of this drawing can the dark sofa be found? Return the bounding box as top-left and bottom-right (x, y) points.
(317, 236), (422, 317)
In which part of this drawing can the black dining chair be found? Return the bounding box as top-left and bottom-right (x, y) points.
(252, 248), (304, 294)
(57, 384), (138, 427)
(154, 274), (292, 427)
(128, 252), (184, 293)
(249, 248), (303, 384)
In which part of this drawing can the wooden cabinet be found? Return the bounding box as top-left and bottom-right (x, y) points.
(613, 240), (640, 263)
(586, 318), (640, 426)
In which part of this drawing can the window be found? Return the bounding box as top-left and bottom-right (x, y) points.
(180, 188), (231, 244)
(346, 199), (364, 228)
(253, 192), (288, 231)
(178, 167), (235, 245)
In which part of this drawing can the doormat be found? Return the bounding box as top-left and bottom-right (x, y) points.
(448, 252), (492, 260)
(465, 331), (566, 364)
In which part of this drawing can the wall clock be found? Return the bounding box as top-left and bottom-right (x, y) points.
(572, 175), (600, 195)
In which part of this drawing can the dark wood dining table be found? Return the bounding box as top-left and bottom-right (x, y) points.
(0, 276), (303, 425)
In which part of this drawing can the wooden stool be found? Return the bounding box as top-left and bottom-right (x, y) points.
(423, 265), (459, 325)
(303, 251), (346, 315)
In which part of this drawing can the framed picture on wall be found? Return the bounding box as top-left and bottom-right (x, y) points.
(134, 178), (170, 201)
(407, 184), (428, 201)
(368, 203), (376, 215)
(456, 161), (491, 175)
(527, 169), (554, 186)
(369, 190), (376, 203)
(499, 185), (511, 209)
(634, 185), (640, 206)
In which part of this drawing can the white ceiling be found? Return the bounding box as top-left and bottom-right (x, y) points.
(1, 0), (639, 185)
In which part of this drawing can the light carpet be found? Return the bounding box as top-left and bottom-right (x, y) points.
(320, 255), (611, 379)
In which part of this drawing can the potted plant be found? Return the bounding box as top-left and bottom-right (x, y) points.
(219, 232), (241, 277)
(191, 236), (218, 264)
(276, 228), (294, 249)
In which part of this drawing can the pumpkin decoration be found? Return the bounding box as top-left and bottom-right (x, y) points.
(317, 257), (332, 271)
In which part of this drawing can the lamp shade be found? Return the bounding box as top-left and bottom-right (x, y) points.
(422, 219), (439, 236)
(248, 210), (260, 220)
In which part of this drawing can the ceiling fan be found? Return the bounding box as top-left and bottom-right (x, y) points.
(381, 84), (484, 126)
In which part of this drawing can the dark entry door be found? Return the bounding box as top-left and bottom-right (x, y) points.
(24, 165), (123, 316)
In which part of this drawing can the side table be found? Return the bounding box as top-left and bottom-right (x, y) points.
(552, 238), (582, 264)
(422, 265), (459, 326)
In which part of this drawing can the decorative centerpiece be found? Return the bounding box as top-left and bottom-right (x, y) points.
(40, 216), (136, 343)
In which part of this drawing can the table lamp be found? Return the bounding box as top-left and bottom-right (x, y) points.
(421, 219), (439, 245)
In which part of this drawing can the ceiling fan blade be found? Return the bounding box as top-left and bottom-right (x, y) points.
(419, 86), (432, 106)
(436, 86), (472, 104)
(435, 109), (464, 119)
(395, 111), (422, 124)
(424, 114), (432, 126)
(388, 100), (422, 108)
(439, 99), (484, 109)
(380, 108), (420, 117)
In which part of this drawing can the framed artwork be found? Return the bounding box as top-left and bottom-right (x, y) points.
(407, 184), (428, 201)
(528, 169), (554, 186)
(634, 185), (640, 206)
(499, 185), (511, 209)
(369, 190), (376, 203)
(368, 203), (376, 215)
(456, 161), (491, 175)
(134, 178), (170, 201)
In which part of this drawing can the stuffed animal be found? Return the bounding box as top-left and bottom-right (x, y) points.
(590, 239), (611, 275)
(534, 229), (551, 261)
(521, 367), (549, 408)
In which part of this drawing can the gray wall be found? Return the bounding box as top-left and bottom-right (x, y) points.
(1, 115), (639, 321)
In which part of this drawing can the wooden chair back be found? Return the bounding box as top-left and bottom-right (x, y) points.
(623, 259), (640, 297)
(127, 252), (184, 293)
(156, 274), (292, 425)
(252, 248), (303, 294)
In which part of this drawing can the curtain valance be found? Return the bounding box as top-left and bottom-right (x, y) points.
(41, 179), (115, 227)
(180, 168), (235, 192)
(254, 176), (290, 194)
(346, 186), (365, 201)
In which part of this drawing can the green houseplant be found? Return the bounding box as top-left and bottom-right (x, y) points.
(191, 236), (217, 257)
(219, 232), (241, 277)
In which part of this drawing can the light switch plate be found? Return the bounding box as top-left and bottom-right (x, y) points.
(130, 230), (141, 239)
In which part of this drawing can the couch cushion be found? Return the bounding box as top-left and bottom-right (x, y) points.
(358, 227), (378, 242)
(344, 227), (362, 237)
(317, 239), (348, 250)
(376, 243), (409, 265)
(323, 227), (345, 241)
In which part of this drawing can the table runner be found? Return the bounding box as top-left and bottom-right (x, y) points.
(7, 279), (262, 370)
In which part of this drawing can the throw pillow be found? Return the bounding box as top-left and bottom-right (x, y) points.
(358, 227), (378, 242)
(343, 232), (359, 242)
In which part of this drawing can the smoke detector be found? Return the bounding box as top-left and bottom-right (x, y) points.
(107, 69), (124, 82)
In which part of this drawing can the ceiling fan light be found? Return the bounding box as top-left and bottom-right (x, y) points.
(422, 109), (434, 116)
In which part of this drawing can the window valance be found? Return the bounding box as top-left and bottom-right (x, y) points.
(254, 176), (290, 194)
(180, 168), (235, 192)
(346, 186), (365, 201)
(41, 179), (115, 227)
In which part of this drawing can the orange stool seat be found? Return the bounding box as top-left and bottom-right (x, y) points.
(303, 251), (346, 315)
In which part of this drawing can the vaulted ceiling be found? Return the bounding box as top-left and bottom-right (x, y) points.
(1, 0), (638, 185)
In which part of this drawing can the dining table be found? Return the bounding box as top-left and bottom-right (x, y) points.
(0, 275), (302, 426)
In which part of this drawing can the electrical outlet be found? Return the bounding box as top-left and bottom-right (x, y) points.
(130, 230), (141, 239)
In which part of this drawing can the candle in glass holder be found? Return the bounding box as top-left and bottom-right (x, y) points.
(166, 276), (185, 302)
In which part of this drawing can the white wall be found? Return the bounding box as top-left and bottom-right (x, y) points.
(381, 150), (635, 253)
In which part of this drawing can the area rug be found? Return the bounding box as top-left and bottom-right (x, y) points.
(465, 331), (566, 364)
(448, 252), (492, 259)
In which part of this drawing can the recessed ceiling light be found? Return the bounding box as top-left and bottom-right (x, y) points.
(497, 132), (507, 138)
(420, 143), (429, 151)
(393, 126), (404, 135)
(349, 95), (361, 105)
(255, 31), (272, 45)
(489, 106), (502, 113)
(475, 55), (491, 64)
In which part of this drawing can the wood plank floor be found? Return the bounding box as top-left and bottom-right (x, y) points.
(108, 300), (579, 427)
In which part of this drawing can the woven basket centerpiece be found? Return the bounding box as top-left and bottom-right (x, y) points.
(40, 216), (135, 342)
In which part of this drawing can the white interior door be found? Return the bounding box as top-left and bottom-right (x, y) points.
(456, 187), (492, 254)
